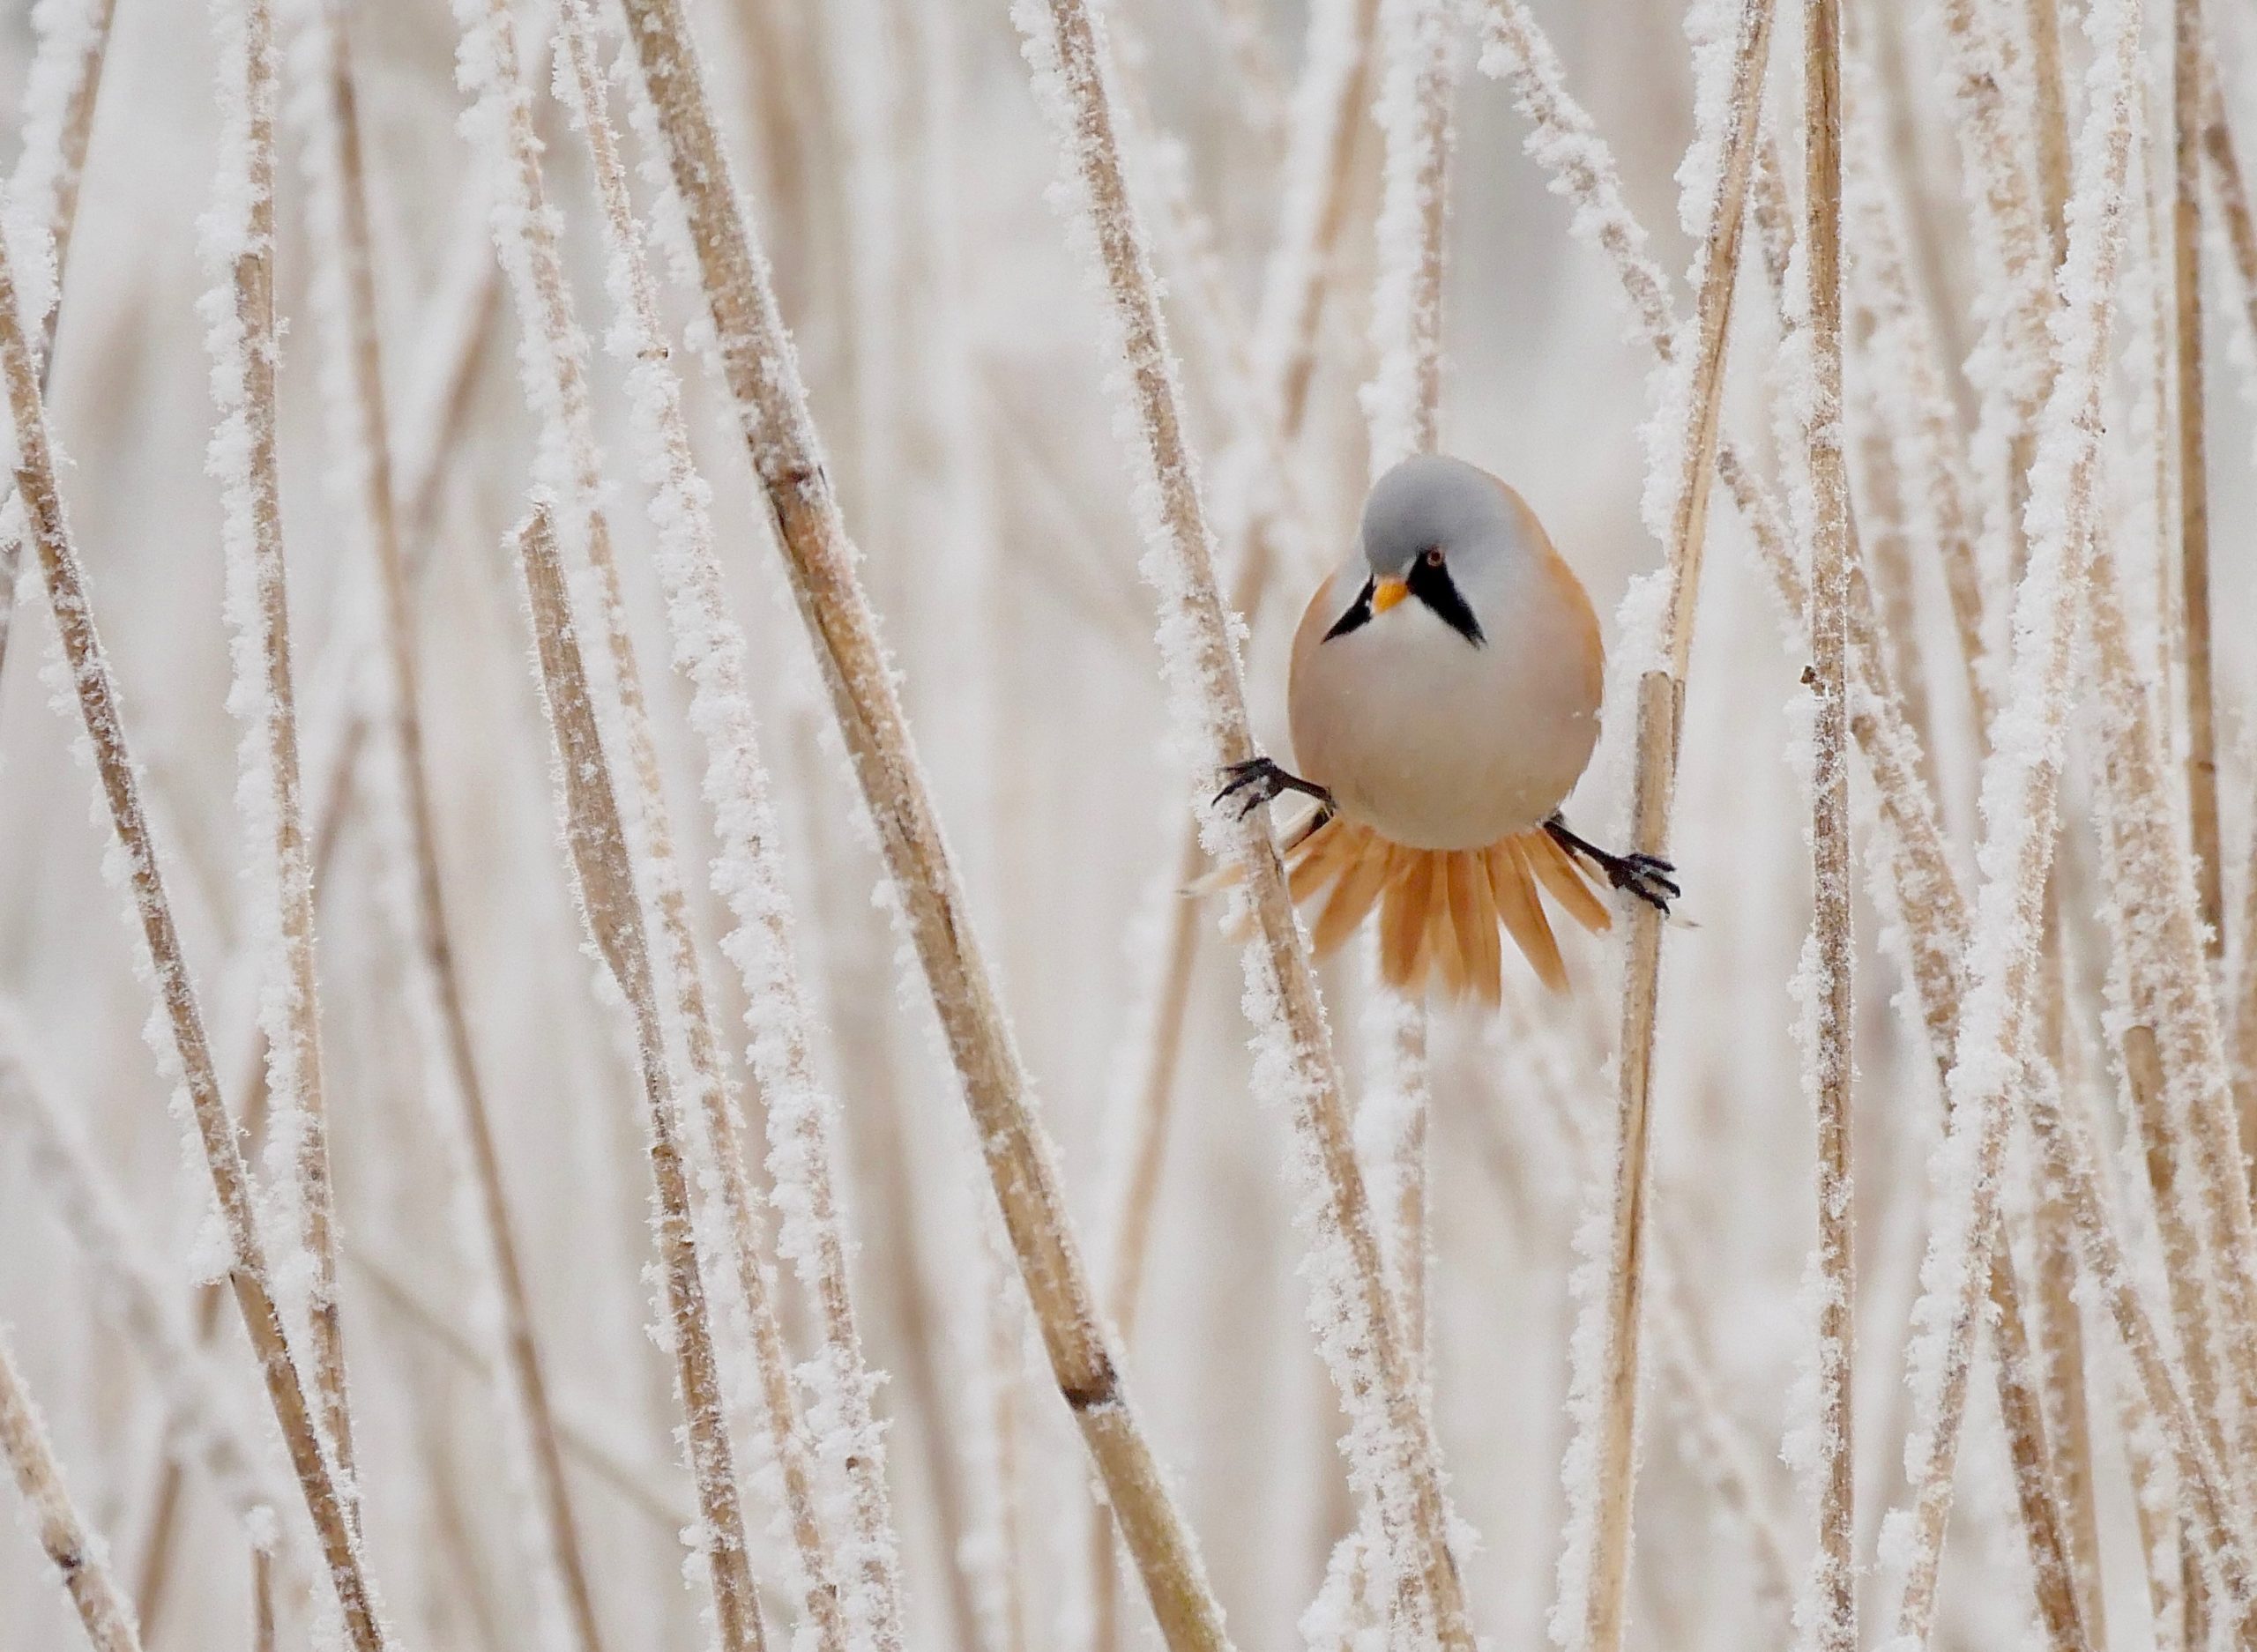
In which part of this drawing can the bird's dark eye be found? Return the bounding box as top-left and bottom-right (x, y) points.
(1422, 547), (1444, 567)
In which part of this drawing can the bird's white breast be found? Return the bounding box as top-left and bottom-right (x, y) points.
(1286, 542), (1602, 851)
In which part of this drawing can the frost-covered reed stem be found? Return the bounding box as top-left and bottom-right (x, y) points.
(553, 6), (905, 1646)
(305, 10), (604, 1646)
(510, 502), (764, 1652)
(1554, 0), (1775, 1642)
(205, 0), (351, 1492)
(2027, 0), (2073, 261)
(1799, 4), (1854, 1645)
(2172, 0), (2221, 948)
(0, 164), (391, 1652)
(1012, 0), (1471, 1644)
(612, 0), (1235, 1645)
(252, 1536), (276, 1652)
(0, 1325), (143, 1652)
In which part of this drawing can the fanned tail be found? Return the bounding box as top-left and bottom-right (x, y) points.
(1201, 814), (1613, 1000)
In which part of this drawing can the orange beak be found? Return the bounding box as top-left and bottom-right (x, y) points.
(1372, 577), (1410, 614)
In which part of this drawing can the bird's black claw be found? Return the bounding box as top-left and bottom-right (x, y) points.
(1213, 756), (1333, 819)
(1610, 853), (1680, 912)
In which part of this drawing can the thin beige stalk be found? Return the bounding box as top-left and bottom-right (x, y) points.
(212, 0), (351, 1492)
(0, 0), (118, 688)
(2026, 0), (2073, 263)
(2173, 0), (2221, 949)
(1801, 4), (1854, 1642)
(554, 4), (905, 1641)
(615, 0), (1240, 1645)
(253, 1539), (276, 1652)
(0, 163), (391, 1652)
(0, 1328), (144, 1652)
(314, 11), (605, 1647)
(1019, 0), (1468, 1641)
(1571, 0), (1776, 1641)
(511, 502), (764, 1652)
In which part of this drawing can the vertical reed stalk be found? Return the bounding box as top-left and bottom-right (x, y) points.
(554, 4), (907, 1641)
(0, 159), (391, 1652)
(614, 0), (1240, 1643)
(2173, 0), (2221, 949)
(1568, 0), (1775, 1642)
(0, 1327), (144, 1652)
(1800, 4), (1854, 1645)
(208, 0), (351, 1492)
(313, 9), (605, 1646)
(510, 502), (764, 1652)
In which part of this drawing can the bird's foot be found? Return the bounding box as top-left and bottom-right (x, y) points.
(1216, 757), (1335, 821)
(1546, 816), (1680, 914)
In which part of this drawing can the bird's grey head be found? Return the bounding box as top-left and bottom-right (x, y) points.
(1359, 453), (1517, 582)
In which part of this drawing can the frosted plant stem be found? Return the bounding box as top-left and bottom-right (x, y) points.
(1014, 0), (1471, 1643)
(552, 8), (906, 1647)
(0, 1008), (296, 1550)
(252, 1537), (276, 1652)
(510, 503), (764, 1652)
(0, 1324), (144, 1652)
(1553, 0), (1776, 1644)
(2027, 0), (2073, 263)
(0, 155), (391, 1652)
(615, 0), (1239, 1646)
(206, 0), (353, 1497)
(302, 11), (606, 1648)
(0, 0), (117, 692)
(2172, 0), (2221, 951)
(1799, 4), (1855, 1646)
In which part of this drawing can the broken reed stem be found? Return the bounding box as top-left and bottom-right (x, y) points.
(313, 10), (606, 1647)
(212, 0), (352, 1492)
(1017, 0), (1471, 1642)
(555, 4), (906, 1642)
(2173, 0), (2221, 952)
(0, 168), (390, 1652)
(0, 1327), (144, 1652)
(252, 1539), (276, 1652)
(510, 502), (764, 1652)
(1801, 3), (1855, 1645)
(1575, 1), (1776, 1644)
(614, 2), (1237, 1647)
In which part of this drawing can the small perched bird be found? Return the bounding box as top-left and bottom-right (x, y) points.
(1219, 454), (1676, 1001)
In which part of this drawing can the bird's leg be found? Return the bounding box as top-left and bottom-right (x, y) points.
(1216, 756), (1336, 825)
(1545, 815), (1680, 913)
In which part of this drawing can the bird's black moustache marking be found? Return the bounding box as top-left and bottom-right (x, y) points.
(1322, 577), (1376, 641)
(1411, 554), (1485, 646)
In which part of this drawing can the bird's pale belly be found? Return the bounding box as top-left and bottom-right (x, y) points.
(1288, 606), (1600, 851)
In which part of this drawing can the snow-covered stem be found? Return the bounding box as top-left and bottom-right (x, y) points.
(1535, 0), (1776, 1642)
(205, 0), (352, 1494)
(611, 1), (1238, 1646)
(0, 1322), (144, 1652)
(1366, 0), (1453, 471)
(1799, 4), (1854, 1646)
(301, 9), (605, 1646)
(0, 166), (391, 1652)
(1011, 0), (1472, 1644)
(2173, 0), (2222, 950)
(2028, 0), (2074, 262)
(0, 1007), (296, 1553)
(551, 7), (905, 1646)
(508, 502), (765, 1652)
(252, 1537), (276, 1652)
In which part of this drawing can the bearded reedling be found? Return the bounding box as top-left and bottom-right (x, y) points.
(1219, 455), (1677, 1001)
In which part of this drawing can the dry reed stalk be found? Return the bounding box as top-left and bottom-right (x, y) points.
(1799, 4), (1854, 1644)
(553, 6), (907, 1643)
(1551, 0), (1776, 1641)
(208, 0), (352, 1492)
(510, 502), (764, 1652)
(0, 1008), (294, 1547)
(343, 1246), (693, 1533)
(2027, 0), (2074, 263)
(0, 165), (391, 1652)
(0, 0), (118, 690)
(0, 1326), (144, 1652)
(252, 1538), (275, 1652)
(1097, 0), (1383, 1358)
(453, 12), (869, 1643)
(1015, 0), (1471, 1641)
(2172, 0), (2222, 950)
(614, 0), (1240, 1644)
(306, 11), (605, 1646)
